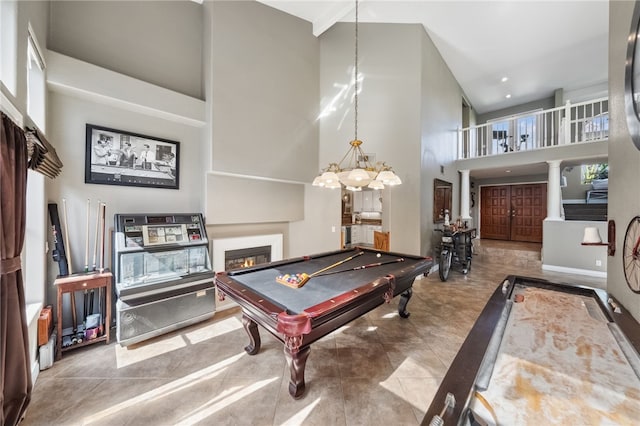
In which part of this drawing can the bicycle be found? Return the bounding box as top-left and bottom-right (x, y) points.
(436, 226), (476, 281)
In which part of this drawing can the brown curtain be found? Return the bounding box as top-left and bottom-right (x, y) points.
(0, 112), (32, 425)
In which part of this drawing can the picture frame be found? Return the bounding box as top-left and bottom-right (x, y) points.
(85, 124), (180, 189)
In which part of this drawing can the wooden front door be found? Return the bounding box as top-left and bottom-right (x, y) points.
(480, 183), (547, 243)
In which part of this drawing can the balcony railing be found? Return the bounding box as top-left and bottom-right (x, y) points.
(457, 97), (609, 160)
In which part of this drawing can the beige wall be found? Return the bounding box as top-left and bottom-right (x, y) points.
(608, 0), (640, 322)
(48, 0), (203, 99)
(209, 1), (319, 183)
(203, 1), (325, 256)
(419, 25), (465, 257)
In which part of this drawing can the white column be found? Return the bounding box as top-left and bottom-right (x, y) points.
(459, 169), (471, 220)
(546, 160), (562, 220)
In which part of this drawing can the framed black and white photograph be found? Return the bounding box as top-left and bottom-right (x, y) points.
(85, 124), (180, 189)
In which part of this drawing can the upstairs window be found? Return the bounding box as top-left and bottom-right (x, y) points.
(489, 109), (540, 153)
(0, 0), (18, 95)
(27, 25), (46, 130)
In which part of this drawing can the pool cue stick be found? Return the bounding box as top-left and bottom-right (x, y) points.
(62, 198), (73, 274)
(97, 202), (103, 272)
(89, 287), (94, 314)
(315, 258), (405, 277)
(70, 291), (77, 334)
(308, 251), (365, 278)
(98, 286), (103, 335)
(83, 288), (88, 328)
(84, 199), (90, 272)
(89, 290), (94, 320)
(99, 202), (106, 272)
(276, 251), (365, 288)
(92, 200), (100, 270)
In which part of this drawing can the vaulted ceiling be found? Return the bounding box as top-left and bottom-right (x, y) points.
(258, 1), (609, 115)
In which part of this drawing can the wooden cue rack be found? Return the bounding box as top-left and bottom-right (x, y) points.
(54, 271), (112, 360)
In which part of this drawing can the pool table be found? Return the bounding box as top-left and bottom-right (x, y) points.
(215, 247), (433, 399)
(423, 275), (640, 425)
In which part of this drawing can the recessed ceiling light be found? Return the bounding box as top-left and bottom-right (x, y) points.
(501, 77), (508, 82)
(505, 170), (511, 173)
(505, 94), (511, 99)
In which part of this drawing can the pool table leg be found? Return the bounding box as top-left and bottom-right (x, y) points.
(398, 288), (413, 318)
(242, 313), (261, 355)
(284, 343), (311, 399)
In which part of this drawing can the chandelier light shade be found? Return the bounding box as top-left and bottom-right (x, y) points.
(313, 0), (401, 191)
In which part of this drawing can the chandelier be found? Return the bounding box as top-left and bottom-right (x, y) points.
(312, 0), (401, 191)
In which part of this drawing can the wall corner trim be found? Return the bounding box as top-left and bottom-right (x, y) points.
(0, 88), (24, 127)
(45, 50), (206, 128)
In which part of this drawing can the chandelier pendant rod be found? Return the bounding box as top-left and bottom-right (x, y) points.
(336, 145), (355, 169)
(354, 0), (359, 143)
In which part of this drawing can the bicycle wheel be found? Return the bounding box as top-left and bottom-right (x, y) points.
(462, 259), (471, 274)
(439, 250), (452, 281)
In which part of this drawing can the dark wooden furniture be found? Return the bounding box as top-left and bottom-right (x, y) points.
(215, 247), (432, 399)
(423, 275), (640, 425)
(373, 230), (390, 251)
(55, 271), (112, 360)
(433, 178), (452, 223)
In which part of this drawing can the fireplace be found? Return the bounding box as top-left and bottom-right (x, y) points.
(212, 234), (283, 310)
(225, 245), (271, 270)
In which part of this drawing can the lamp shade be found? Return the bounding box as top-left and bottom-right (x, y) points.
(348, 168), (371, 182)
(324, 180), (342, 189)
(582, 227), (603, 244)
(386, 174), (402, 186)
(320, 171), (339, 184)
(367, 180), (384, 189)
(337, 170), (377, 187)
(376, 170), (402, 185)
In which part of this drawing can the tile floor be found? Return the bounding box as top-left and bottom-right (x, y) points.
(21, 240), (606, 426)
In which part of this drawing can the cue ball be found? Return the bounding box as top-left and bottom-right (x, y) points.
(376, 253), (381, 258)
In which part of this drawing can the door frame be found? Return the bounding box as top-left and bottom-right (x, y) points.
(477, 180), (548, 240)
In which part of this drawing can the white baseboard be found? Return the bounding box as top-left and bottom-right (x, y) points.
(542, 264), (606, 278)
(25, 302), (43, 386)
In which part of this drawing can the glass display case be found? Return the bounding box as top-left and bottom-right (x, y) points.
(112, 213), (215, 346)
